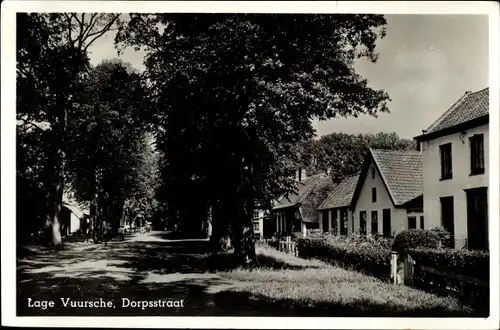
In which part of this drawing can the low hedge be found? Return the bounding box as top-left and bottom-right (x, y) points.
(391, 228), (452, 255)
(297, 236), (391, 281)
(409, 247), (489, 312)
(409, 247), (489, 282)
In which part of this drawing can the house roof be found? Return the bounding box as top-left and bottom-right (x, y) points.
(317, 173), (359, 210)
(352, 148), (423, 208)
(273, 174), (329, 210)
(62, 194), (89, 219)
(422, 87), (489, 136)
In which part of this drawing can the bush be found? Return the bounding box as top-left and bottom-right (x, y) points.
(297, 236), (391, 281)
(392, 228), (451, 255)
(409, 247), (489, 312)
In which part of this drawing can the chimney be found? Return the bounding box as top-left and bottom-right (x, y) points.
(326, 167), (331, 175)
(301, 169), (307, 181)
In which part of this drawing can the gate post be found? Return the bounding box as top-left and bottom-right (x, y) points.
(390, 251), (398, 284)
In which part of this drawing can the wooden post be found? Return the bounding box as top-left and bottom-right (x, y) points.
(404, 254), (414, 286)
(391, 251), (398, 284)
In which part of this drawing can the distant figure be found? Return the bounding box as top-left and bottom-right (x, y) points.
(102, 221), (110, 246)
(84, 218), (92, 243)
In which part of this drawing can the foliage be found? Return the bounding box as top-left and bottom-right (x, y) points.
(116, 14), (391, 262)
(16, 13), (122, 246)
(300, 176), (336, 223)
(299, 132), (416, 182)
(408, 247), (489, 312)
(66, 59), (156, 231)
(392, 227), (452, 256)
(297, 236), (391, 281)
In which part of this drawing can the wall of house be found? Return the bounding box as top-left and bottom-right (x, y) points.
(319, 207), (353, 235)
(420, 123), (489, 248)
(70, 213), (81, 234)
(352, 159), (408, 235)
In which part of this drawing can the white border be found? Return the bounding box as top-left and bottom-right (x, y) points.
(2, 1), (499, 329)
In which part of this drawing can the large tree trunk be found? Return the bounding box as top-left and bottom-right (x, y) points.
(48, 106), (69, 249)
(232, 197), (258, 266)
(209, 199), (232, 252)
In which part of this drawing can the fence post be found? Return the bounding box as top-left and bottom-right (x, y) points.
(390, 251), (398, 284)
(404, 254), (414, 286)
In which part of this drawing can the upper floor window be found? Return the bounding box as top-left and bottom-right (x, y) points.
(440, 143), (452, 180)
(372, 187), (377, 203)
(470, 134), (485, 175)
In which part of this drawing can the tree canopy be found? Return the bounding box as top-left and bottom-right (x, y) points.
(116, 14), (391, 263)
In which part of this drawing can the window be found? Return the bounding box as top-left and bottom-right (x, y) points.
(371, 211), (378, 235)
(340, 209), (348, 235)
(371, 166), (376, 179)
(253, 210), (260, 219)
(440, 143), (453, 180)
(331, 210), (337, 234)
(253, 221), (260, 232)
(372, 187), (377, 203)
(408, 216), (417, 229)
(382, 209), (391, 237)
(470, 134), (485, 175)
(360, 211), (367, 235)
(420, 216), (424, 229)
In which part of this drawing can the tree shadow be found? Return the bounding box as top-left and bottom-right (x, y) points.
(17, 235), (482, 317)
(211, 290), (485, 317)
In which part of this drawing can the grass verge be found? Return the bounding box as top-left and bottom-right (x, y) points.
(216, 243), (476, 317)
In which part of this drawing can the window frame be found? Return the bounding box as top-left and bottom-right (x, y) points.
(470, 134), (485, 175)
(372, 187), (377, 203)
(440, 143), (453, 180)
(360, 211), (367, 235)
(371, 210), (378, 235)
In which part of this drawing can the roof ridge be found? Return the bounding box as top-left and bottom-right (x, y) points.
(370, 148), (421, 153)
(425, 90), (471, 133)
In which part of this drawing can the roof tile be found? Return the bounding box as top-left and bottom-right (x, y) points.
(273, 174), (329, 210)
(370, 149), (423, 206)
(318, 173), (359, 210)
(426, 88), (489, 134)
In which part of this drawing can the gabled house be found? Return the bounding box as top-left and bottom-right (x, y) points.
(317, 173), (359, 235)
(351, 148), (424, 236)
(61, 193), (90, 236)
(269, 170), (333, 238)
(414, 87), (489, 250)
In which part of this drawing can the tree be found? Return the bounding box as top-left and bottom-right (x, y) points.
(116, 14), (391, 264)
(66, 59), (154, 242)
(300, 132), (416, 183)
(17, 14), (122, 247)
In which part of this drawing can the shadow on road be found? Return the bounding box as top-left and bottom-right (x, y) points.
(16, 232), (320, 316)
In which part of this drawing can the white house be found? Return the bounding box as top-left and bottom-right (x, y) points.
(414, 88), (489, 250)
(317, 173), (359, 235)
(350, 148), (424, 236)
(61, 193), (90, 236)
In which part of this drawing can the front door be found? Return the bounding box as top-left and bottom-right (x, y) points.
(382, 209), (391, 237)
(440, 196), (455, 248)
(466, 187), (488, 250)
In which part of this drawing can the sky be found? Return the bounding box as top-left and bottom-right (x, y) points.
(87, 14), (489, 140)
